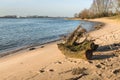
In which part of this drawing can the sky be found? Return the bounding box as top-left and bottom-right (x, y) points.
(0, 0), (93, 17)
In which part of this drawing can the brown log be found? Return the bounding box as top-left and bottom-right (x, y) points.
(66, 25), (86, 46)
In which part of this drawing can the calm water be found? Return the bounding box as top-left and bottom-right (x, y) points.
(0, 18), (96, 54)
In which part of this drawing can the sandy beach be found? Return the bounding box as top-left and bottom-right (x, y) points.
(0, 17), (120, 80)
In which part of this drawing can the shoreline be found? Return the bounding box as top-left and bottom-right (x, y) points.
(66, 17), (105, 26)
(0, 20), (103, 58)
(0, 39), (61, 58)
(66, 17), (105, 31)
(0, 17), (120, 80)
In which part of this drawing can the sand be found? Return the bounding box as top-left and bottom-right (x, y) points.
(0, 17), (120, 80)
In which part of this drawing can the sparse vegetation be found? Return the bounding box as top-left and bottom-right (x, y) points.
(107, 15), (120, 20)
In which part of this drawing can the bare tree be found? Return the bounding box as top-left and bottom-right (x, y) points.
(118, 0), (120, 7)
(77, 0), (119, 19)
(117, 0), (120, 13)
(90, 0), (113, 16)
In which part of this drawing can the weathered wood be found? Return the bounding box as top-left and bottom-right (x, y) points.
(57, 25), (98, 60)
(66, 25), (86, 46)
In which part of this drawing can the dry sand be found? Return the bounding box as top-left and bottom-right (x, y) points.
(0, 17), (120, 80)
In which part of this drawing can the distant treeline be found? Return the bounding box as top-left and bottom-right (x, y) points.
(0, 15), (66, 18)
(74, 0), (120, 19)
(0, 15), (17, 18)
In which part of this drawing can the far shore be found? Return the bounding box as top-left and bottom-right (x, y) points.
(0, 17), (120, 80)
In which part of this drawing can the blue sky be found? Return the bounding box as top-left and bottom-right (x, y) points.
(0, 0), (93, 17)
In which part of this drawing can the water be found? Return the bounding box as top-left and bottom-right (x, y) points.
(0, 18), (97, 54)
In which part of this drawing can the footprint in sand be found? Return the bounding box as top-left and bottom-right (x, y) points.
(113, 69), (120, 75)
(39, 68), (55, 73)
(49, 69), (54, 72)
(96, 64), (102, 68)
(88, 61), (93, 64)
(39, 69), (45, 73)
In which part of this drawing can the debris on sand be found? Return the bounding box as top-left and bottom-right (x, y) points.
(57, 25), (98, 60)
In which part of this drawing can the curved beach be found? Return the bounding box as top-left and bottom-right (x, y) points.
(0, 17), (120, 80)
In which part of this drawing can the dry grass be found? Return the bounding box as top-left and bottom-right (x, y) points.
(107, 15), (120, 21)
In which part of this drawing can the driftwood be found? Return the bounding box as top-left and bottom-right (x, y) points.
(57, 25), (98, 60)
(65, 25), (86, 46)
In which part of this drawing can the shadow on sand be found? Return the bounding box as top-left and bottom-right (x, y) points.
(92, 43), (120, 60)
(92, 54), (114, 60)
